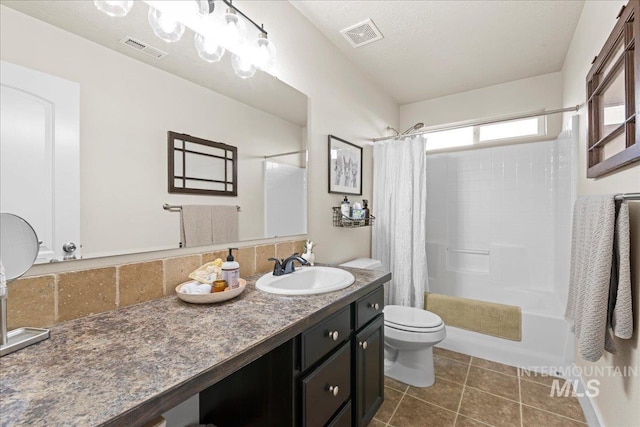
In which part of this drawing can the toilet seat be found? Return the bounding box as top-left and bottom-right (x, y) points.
(384, 305), (443, 332)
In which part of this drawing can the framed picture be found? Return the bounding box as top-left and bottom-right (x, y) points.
(328, 135), (362, 195)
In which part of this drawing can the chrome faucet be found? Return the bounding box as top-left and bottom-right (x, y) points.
(268, 253), (309, 276)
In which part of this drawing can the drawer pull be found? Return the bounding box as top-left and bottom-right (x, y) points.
(327, 385), (339, 396)
(327, 330), (339, 341)
(369, 303), (380, 311)
(359, 341), (368, 350)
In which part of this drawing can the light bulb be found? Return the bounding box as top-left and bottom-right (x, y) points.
(252, 33), (276, 71)
(231, 53), (256, 79)
(94, 0), (133, 17)
(194, 32), (225, 63)
(148, 7), (185, 43)
(222, 8), (246, 51)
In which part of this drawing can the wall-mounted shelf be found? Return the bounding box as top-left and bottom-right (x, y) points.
(332, 207), (375, 228)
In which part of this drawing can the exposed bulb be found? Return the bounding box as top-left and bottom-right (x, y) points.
(222, 8), (246, 51)
(94, 0), (133, 17)
(148, 7), (185, 43)
(252, 33), (276, 71)
(231, 53), (256, 79)
(194, 32), (225, 63)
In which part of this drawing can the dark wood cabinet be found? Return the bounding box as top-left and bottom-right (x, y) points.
(199, 284), (386, 427)
(354, 315), (384, 427)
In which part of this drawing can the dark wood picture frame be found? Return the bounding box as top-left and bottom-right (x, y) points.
(586, 0), (640, 178)
(328, 135), (363, 195)
(168, 131), (238, 196)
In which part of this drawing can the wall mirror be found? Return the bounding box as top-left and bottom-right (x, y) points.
(0, 1), (308, 263)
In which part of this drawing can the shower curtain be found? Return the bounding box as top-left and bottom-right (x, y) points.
(372, 136), (428, 308)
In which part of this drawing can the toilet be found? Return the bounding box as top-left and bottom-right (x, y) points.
(340, 258), (447, 388)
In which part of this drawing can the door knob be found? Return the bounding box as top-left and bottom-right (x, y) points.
(369, 303), (380, 311)
(327, 330), (339, 341)
(63, 242), (77, 254)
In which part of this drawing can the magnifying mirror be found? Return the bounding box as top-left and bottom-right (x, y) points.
(0, 213), (50, 357)
(1, 213), (39, 280)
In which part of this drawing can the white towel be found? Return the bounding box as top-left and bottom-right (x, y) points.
(180, 282), (212, 294)
(565, 195), (633, 362)
(180, 205), (213, 248)
(211, 205), (238, 245)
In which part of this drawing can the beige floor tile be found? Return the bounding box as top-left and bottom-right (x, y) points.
(375, 386), (403, 423)
(459, 387), (521, 427)
(389, 394), (456, 427)
(435, 354), (470, 384)
(522, 405), (587, 427)
(455, 415), (493, 427)
(519, 369), (564, 387)
(118, 261), (164, 306)
(370, 419), (387, 427)
(384, 376), (409, 392)
(7, 275), (55, 329)
(520, 379), (586, 422)
(471, 357), (519, 377)
(407, 377), (464, 411)
(434, 346), (472, 364)
(466, 366), (519, 400)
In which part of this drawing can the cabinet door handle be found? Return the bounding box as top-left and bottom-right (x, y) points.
(368, 303), (380, 311)
(327, 385), (339, 396)
(327, 330), (339, 341)
(359, 341), (368, 350)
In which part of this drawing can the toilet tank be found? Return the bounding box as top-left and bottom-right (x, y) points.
(339, 258), (383, 270)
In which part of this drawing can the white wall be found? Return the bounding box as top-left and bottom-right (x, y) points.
(400, 72), (563, 138)
(561, 2), (640, 426)
(229, 1), (398, 265)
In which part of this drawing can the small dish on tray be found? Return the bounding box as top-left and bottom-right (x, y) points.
(175, 279), (247, 304)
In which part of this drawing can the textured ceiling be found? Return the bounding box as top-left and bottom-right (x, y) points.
(291, 0), (585, 105)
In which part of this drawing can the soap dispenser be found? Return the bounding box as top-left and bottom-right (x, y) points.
(340, 196), (351, 223)
(222, 248), (240, 289)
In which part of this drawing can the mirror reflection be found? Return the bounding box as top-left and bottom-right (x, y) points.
(0, 1), (308, 263)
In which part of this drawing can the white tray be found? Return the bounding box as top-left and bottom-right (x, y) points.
(176, 279), (246, 304)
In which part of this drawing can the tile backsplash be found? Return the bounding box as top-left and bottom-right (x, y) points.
(7, 240), (306, 330)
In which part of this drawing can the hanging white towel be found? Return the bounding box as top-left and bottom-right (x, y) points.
(565, 195), (633, 362)
(180, 205), (213, 248)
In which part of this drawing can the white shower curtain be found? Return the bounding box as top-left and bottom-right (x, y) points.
(372, 136), (428, 308)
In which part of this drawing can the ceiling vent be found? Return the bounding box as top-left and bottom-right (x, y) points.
(119, 36), (168, 59)
(340, 19), (383, 48)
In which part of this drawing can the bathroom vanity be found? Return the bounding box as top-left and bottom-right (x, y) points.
(0, 267), (390, 427)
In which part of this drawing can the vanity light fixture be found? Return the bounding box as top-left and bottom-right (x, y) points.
(93, 0), (276, 79)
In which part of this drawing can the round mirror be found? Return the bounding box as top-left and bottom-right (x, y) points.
(0, 213), (39, 281)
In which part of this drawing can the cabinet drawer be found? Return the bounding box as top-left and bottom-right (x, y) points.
(301, 306), (351, 370)
(301, 342), (351, 427)
(356, 286), (384, 330)
(327, 401), (351, 427)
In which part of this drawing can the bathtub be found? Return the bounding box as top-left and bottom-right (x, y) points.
(432, 282), (573, 370)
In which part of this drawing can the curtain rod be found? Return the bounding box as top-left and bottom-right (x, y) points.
(372, 105), (583, 143)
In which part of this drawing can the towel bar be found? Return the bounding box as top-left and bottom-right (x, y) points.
(614, 192), (640, 201)
(163, 203), (241, 212)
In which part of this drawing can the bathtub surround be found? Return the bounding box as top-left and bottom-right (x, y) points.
(6, 240), (306, 330)
(372, 136), (428, 307)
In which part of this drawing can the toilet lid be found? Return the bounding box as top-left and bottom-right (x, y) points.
(384, 305), (443, 329)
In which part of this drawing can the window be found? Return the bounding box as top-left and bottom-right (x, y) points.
(586, 0), (640, 178)
(424, 116), (547, 152)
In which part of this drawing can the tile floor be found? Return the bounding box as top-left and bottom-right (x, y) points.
(373, 347), (587, 427)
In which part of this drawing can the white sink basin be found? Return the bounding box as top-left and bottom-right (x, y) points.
(255, 266), (355, 295)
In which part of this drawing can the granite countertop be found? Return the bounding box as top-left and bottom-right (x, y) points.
(0, 266), (390, 426)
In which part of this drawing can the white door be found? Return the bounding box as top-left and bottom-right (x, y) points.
(0, 61), (80, 263)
